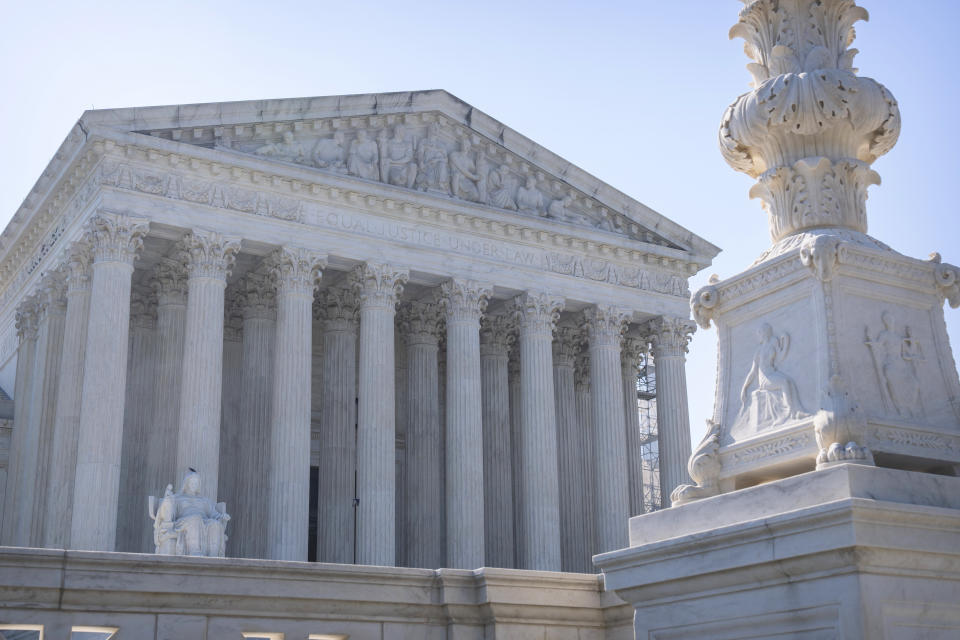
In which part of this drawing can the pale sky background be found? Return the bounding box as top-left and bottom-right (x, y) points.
(1, 0), (957, 449)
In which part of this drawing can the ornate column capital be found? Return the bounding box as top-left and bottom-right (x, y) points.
(152, 257), (189, 306)
(238, 272), (277, 320)
(508, 291), (564, 336)
(439, 279), (493, 324)
(268, 246), (327, 297)
(398, 300), (444, 346)
(621, 335), (648, 376)
(574, 350), (591, 391)
(552, 325), (581, 368)
(479, 314), (515, 357)
(647, 316), (696, 358)
(350, 262), (409, 311)
(63, 241), (93, 294)
(36, 271), (68, 320)
(15, 296), (40, 342)
(178, 230), (241, 281)
(130, 285), (158, 329)
(317, 283), (360, 331)
(223, 287), (244, 342)
(85, 213), (149, 265)
(582, 305), (630, 348)
(721, 0), (900, 241)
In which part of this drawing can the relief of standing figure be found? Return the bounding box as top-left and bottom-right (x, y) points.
(866, 311), (924, 419)
(379, 125), (418, 188)
(415, 124), (450, 193)
(347, 129), (380, 181)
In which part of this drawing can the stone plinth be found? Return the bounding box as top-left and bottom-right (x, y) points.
(596, 464), (960, 639)
(0, 549), (631, 639)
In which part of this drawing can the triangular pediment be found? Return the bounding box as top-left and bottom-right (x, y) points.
(73, 91), (715, 257)
(136, 109), (679, 248)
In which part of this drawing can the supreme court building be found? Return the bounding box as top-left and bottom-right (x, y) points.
(0, 91), (717, 638)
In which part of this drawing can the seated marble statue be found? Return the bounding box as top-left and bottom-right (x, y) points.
(148, 471), (230, 557)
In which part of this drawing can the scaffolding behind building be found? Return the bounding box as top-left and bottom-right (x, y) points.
(636, 352), (661, 512)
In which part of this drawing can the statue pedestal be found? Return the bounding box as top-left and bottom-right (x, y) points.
(595, 464), (960, 639)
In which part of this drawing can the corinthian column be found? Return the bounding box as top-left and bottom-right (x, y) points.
(27, 273), (68, 547)
(219, 289), (244, 557)
(43, 243), (92, 549)
(648, 317), (695, 508)
(509, 291), (564, 571)
(440, 279), (492, 569)
(479, 314), (514, 568)
(175, 230), (240, 502)
(1, 297), (39, 546)
(622, 336), (647, 517)
(398, 300), (443, 568)
(574, 351), (596, 568)
(116, 286), (157, 553)
(266, 247), (325, 561)
(71, 213), (148, 551)
(147, 258), (188, 502)
(352, 262), (407, 566)
(507, 346), (523, 569)
(553, 324), (585, 572)
(235, 273), (276, 559)
(583, 304), (630, 554)
(317, 284), (359, 564)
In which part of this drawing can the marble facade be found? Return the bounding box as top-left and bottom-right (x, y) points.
(0, 90), (716, 632)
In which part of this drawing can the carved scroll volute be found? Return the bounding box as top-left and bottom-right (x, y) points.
(721, 0), (901, 242)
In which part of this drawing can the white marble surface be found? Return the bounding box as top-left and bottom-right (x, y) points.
(597, 465), (960, 640)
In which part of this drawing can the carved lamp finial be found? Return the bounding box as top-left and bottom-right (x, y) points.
(720, 0), (900, 242)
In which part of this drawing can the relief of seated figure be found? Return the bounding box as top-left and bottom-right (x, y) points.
(148, 470), (230, 557)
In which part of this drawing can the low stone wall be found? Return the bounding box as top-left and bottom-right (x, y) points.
(0, 547), (631, 639)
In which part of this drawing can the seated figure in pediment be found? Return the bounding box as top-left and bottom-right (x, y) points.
(516, 176), (546, 215)
(449, 140), (483, 202)
(148, 471), (230, 557)
(347, 130), (380, 181)
(380, 125), (418, 188)
(313, 132), (347, 173)
(415, 124), (450, 193)
(487, 165), (518, 210)
(255, 131), (307, 164)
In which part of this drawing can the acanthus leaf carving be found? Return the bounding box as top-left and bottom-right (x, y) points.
(268, 246), (327, 297)
(647, 316), (696, 358)
(350, 262), (409, 310)
(438, 279), (493, 324)
(85, 212), (150, 265)
(508, 291), (564, 336)
(178, 230), (241, 281)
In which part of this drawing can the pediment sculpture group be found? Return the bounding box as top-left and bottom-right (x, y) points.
(247, 124), (617, 233)
(148, 471), (230, 557)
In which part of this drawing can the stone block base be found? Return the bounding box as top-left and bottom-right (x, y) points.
(0, 548), (630, 640)
(595, 464), (960, 639)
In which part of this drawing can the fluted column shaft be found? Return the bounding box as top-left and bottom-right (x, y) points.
(236, 274), (276, 559)
(1, 300), (39, 545)
(399, 301), (443, 568)
(175, 231), (239, 502)
(511, 292), (563, 571)
(585, 305), (630, 555)
(117, 290), (157, 552)
(147, 260), (188, 508)
(317, 285), (358, 564)
(480, 316), (514, 569)
(622, 337), (646, 517)
(267, 248), (325, 561)
(574, 354), (596, 570)
(553, 326), (584, 572)
(219, 296), (243, 557)
(71, 213), (148, 551)
(507, 350), (523, 569)
(648, 317), (695, 508)
(43, 244), (92, 549)
(441, 280), (491, 569)
(354, 263), (407, 566)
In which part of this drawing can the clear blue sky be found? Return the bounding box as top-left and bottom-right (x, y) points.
(1, 1), (957, 447)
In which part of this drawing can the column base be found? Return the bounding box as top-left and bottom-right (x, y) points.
(596, 464), (960, 639)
